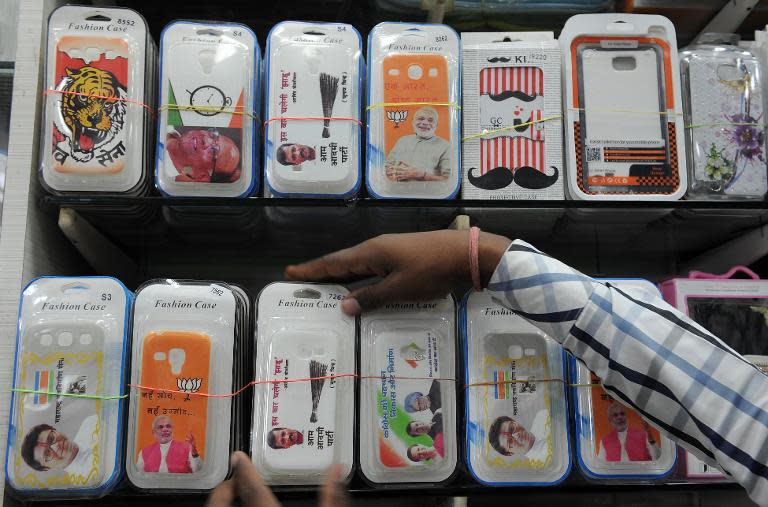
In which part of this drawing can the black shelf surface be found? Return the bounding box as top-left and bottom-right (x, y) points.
(41, 194), (768, 286)
(41, 195), (768, 209)
(7, 478), (753, 507)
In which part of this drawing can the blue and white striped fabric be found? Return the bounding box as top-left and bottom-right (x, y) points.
(487, 240), (768, 505)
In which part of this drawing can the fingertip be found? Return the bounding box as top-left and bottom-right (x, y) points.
(327, 463), (344, 482)
(230, 451), (247, 469)
(341, 297), (361, 316)
(284, 264), (300, 280)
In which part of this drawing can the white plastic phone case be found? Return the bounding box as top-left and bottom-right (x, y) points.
(264, 22), (362, 198)
(252, 283), (355, 485)
(156, 21), (260, 197)
(6, 277), (131, 499)
(462, 290), (571, 486)
(359, 297), (457, 485)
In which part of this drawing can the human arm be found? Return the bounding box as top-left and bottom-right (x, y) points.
(286, 231), (768, 504)
(136, 452), (144, 471)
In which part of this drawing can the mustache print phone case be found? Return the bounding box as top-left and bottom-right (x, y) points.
(460, 32), (564, 200)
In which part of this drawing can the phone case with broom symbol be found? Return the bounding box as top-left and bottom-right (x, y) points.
(252, 282), (356, 485)
(264, 21), (362, 198)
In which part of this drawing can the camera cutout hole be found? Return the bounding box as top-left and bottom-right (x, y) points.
(612, 56), (637, 71)
(293, 288), (321, 299)
(168, 348), (186, 375)
(58, 332), (73, 347)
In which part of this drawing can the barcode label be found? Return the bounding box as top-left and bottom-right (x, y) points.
(586, 147), (601, 162)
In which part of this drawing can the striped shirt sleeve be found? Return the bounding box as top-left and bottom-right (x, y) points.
(486, 240), (768, 505)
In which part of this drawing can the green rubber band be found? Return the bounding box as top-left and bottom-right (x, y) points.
(11, 388), (127, 400)
(685, 121), (768, 130)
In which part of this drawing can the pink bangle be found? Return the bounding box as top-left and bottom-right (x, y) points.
(469, 226), (482, 292)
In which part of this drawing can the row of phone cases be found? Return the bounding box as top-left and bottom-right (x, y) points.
(6, 278), (253, 498)
(40, 6), (768, 201)
(16, 273), (763, 498)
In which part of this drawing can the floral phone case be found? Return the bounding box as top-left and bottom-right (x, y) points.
(683, 47), (768, 198)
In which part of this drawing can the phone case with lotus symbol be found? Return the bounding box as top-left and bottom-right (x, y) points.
(134, 331), (211, 471)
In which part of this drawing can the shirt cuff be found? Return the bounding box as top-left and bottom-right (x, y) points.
(485, 239), (596, 344)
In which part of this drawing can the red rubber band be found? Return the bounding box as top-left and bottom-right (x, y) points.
(469, 226), (481, 292)
(44, 88), (155, 116)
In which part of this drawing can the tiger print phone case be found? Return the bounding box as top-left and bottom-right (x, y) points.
(42, 6), (155, 194)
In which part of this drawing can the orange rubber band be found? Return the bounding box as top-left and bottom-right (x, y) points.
(128, 373), (458, 399)
(264, 116), (362, 127)
(44, 88), (155, 116)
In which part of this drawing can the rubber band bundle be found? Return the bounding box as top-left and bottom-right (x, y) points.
(560, 14), (687, 200)
(263, 22), (363, 198)
(366, 22), (461, 199)
(679, 35), (768, 200)
(251, 282), (356, 485)
(41, 6), (156, 195)
(6, 277), (133, 499)
(155, 21), (261, 197)
(359, 296), (458, 485)
(461, 290), (572, 486)
(126, 280), (253, 491)
(461, 32), (564, 200)
(571, 279), (677, 481)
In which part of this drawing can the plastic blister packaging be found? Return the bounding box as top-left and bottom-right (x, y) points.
(660, 267), (768, 480)
(571, 279), (677, 482)
(6, 277), (132, 499)
(264, 21), (362, 198)
(680, 36), (768, 199)
(359, 297), (457, 485)
(41, 5), (156, 195)
(367, 22), (461, 199)
(460, 32), (564, 200)
(560, 14), (687, 200)
(252, 283), (356, 485)
(461, 290), (571, 486)
(156, 21), (261, 197)
(126, 280), (240, 491)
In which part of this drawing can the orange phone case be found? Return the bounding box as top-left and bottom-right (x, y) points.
(135, 331), (211, 464)
(382, 54), (450, 160)
(589, 372), (661, 455)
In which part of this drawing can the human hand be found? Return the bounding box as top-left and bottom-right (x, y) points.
(205, 452), (349, 507)
(285, 230), (512, 315)
(642, 421), (656, 444)
(394, 167), (425, 181)
(187, 432), (198, 457)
